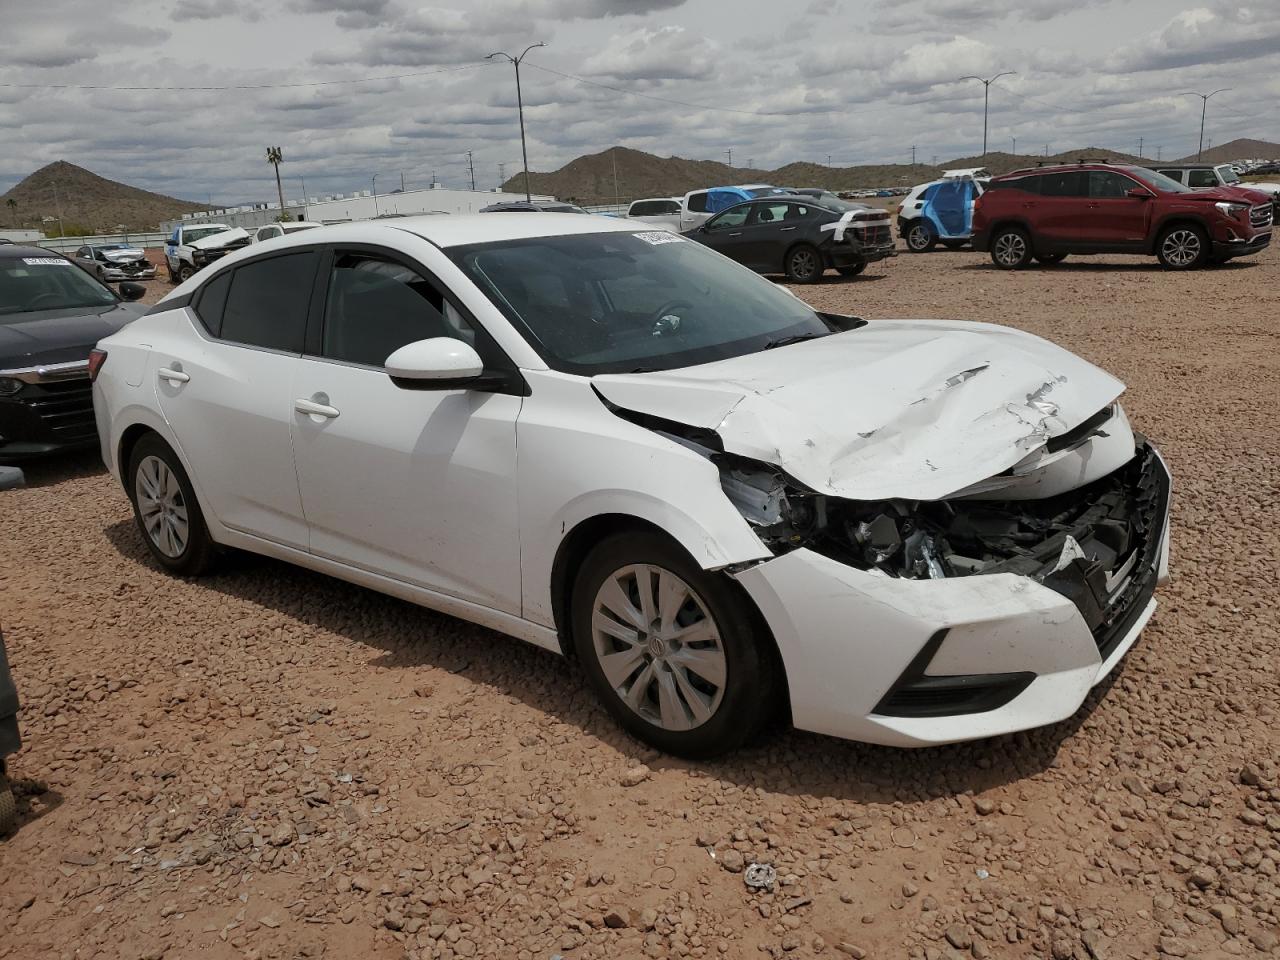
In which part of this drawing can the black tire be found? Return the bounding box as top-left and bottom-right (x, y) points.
(836, 261), (867, 277)
(905, 222), (937, 252)
(989, 227), (1034, 269)
(570, 531), (777, 759)
(941, 239), (967, 250)
(784, 244), (823, 283)
(1156, 223), (1209, 270)
(0, 775), (15, 834)
(1035, 252), (1067, 265)
(127, 433), (218, 576)
(177, 263), (197, 283)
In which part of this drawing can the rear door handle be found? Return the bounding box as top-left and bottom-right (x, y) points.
(294, 394), (340, 420)
(727, 231), (743, 237)
(157, 366), (189, 384)
(779, 226), (797, 232)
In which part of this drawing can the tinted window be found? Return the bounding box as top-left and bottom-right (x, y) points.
(193, 269), (232, 336)
(686, 192), (709, 213)
(750, 203), (804, 225)
(220, 252), (316, 352)
(1088, 171), (1138, 199)
(256, 226), (279, 241)
(1040, 171), (1087, 197)
(76, 247), (89, 258)
(1188, 169), (1217, 188)
(707, 206), (751, 230)
(1156, 169), (1183, 183)
(321, 252), (477, 368)
(989, 176), (1040, 194)
(629, 200), (679, 216)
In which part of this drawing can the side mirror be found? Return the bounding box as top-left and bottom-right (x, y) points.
(385, 337), (484, 386)
(1127, 187), (1154, 199)
(118, 282), (146, 301)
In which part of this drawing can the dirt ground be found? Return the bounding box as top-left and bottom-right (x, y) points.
(2, 242), (1279, 960)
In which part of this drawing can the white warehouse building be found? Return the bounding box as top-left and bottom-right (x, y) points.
(161, 183), (554, 235)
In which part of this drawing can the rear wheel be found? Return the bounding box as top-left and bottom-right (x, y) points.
(905, 222), (937, 252)
(836, 261), (867, 277)
(1035, 252), (1067, 265)
(127, 434), (218, 576)
(1156, 224), (1209, 270)
(784, 244), (823, 283)
(990, 227), (1033, 269)
(571, 532), (776, 759)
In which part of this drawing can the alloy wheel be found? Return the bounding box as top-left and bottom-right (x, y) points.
(1161, 229), (1201, 267)
(993, 232), (1027, 266)
(907, 225), (932, 251)
(590, 564), (727, 732)
(135, 455), (190, 558)
(789, 248), (818, 280)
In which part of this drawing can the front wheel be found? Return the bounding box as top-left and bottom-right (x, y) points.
(784, 244), (823, 283)
(571, 532), (777, 759)
(1156, 224), (1209, 270)
(836, 261), (867, 277)
(127, 434), (218, 576)
(177, 263), (197, 283)
(905, 222), (937, 252)
(990, 227), (1033, 269)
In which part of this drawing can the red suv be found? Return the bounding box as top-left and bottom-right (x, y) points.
(972, 162), (1273, 270)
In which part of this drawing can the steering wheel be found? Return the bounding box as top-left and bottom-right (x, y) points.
(29, 293), (65, 309)
(649, 299), (695, 338)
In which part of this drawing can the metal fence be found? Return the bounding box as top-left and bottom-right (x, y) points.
(581, 202), (631, 216)
(32, 232), (169, 253)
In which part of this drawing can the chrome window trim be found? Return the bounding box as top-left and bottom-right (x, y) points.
(0, 359), (90, 384)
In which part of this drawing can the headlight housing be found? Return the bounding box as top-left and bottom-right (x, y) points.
(1214, 201), (1249, 220)
(0, 376), (23, 397)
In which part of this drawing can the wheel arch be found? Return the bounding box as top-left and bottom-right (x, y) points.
(1147, 215), (1210, 254)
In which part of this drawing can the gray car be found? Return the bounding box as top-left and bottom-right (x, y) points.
(74, 243), (157, 283)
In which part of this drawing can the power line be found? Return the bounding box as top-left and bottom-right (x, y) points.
(0, 61), (493, 92)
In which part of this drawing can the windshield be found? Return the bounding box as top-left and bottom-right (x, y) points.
(448, 231), (842, 375)
(1216, 164), (1241, 184)
(1123, 166), (1193, 193)
(183, 227), (229, 243)
(0, 256), (117, 318)
(97, 244), (128, 251)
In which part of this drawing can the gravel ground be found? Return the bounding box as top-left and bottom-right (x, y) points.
(2, 243), (1278, 960)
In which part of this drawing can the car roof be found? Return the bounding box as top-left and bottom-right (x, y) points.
(0, 244), (67, 260)
(1147, 163), (1219, 169)
(997, 161), (1132, 178)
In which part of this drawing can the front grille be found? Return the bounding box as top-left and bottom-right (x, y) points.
(852, 223), (892, 245)
(1250, 205), (1273, 228)
(11, 375), (97, 443)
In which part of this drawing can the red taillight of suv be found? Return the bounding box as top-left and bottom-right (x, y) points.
(87, 349), (108, 382)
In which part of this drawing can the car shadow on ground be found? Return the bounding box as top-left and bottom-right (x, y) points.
(103, 518), (1125, 806)
(1, 451), (105, 489)
(5, 781), (65, 838)
(957, 260), (1261, 274)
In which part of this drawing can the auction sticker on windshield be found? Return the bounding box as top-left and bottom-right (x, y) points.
(634, 232), (685, 245)
(22, 258), (73, 266)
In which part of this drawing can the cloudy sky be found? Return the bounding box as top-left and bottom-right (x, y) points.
(1, 0), (1276, 204)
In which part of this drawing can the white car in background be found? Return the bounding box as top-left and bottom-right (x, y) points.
(92, 214), (1171, 758)
(624, 198), (682, 232)
(252, 221), (324, 243)
(163, 223), (252, 283)
(897, 169), (990, 252)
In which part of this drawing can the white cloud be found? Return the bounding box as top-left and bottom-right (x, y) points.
(582, 26), (716, 81)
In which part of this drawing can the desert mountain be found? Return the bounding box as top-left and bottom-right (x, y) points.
(0, 161), (206, 233)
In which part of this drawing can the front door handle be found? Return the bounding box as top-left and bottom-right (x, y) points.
(157, 366), (189, 384)
(727, 231), (743, 237)
(779, 226), (797, 232)
(294, 394), (340, 420)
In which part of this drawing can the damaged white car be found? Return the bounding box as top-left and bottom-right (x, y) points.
(92, 215), (1171, 758)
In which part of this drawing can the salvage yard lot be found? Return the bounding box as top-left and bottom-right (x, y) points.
(2, 244), (1278, 960)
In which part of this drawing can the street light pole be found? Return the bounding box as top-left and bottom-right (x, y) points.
(959, 72), (1015, 156)
(371, 175), (379, 216)
(487, 42), (546, 202)
(1181, 89), (1230, 161)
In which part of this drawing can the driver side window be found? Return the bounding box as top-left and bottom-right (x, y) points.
(320, 252), (478, 368)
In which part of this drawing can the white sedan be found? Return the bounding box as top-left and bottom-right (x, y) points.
(91, 215), (1171, 758)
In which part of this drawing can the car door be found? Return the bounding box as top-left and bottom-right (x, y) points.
(289, 245), (523, 614)
(695, 204), (755, 264)
(741, 201), (802, 271)
(1084, 171), (1151, 246)
(680, 191), (710, 231)
(151, 249), (319, 550)
(1035, 171), (1089, 245)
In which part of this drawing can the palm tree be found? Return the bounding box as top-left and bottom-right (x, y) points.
(266, 146), (287, 219)
(4, 197), (15, 225)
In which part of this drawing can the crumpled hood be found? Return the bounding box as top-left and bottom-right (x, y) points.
(190, 228), (250, 250)
(101, 247), (146, 261)
(593, 319), (1125, 501)
(0, 303), (145, 368)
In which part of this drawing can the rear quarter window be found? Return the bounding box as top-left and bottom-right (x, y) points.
(192, 270), (231, 336)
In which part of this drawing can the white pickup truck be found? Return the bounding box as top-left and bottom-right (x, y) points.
(163, 223), (253, 283)
(624, 198), (682, 232)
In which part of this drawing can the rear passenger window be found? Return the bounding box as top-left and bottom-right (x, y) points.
(219, 252), (317, 352)
(1040, 172), (1087, 197)
(193, 269), (232, 336)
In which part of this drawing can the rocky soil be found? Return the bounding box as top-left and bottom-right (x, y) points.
(2, 243), (1278, 960)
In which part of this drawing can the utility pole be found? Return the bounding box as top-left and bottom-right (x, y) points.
(1137, 137), (1143, 158)
(1011, 136), (1017, 155)
(300, 175), (308, 220)
(467, 151), (476, 191)
(611, 149), (619, 207)
(911, 145), (916, 167)
(958, 71), (1015, 156)
(1181, 89), (1230, 161)
(724, 148), (732, 167)
(371, 175), (379, 216)
(400, 171), (405, 192)
(51, 178), (65, 237)
(827, 154), (832, 166)
(487, 42), (546, 202)
(498, 162), (506, 188)
(1044, 143), (1050, 157)
(1157, 146), (1162, 161)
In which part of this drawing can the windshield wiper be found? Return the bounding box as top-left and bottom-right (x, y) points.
(763, 332), (826, 350)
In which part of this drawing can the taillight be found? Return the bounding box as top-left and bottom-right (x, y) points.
(87, 349), (108, 382)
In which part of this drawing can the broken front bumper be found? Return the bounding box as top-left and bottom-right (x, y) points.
(733, 447), (1171, 747)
